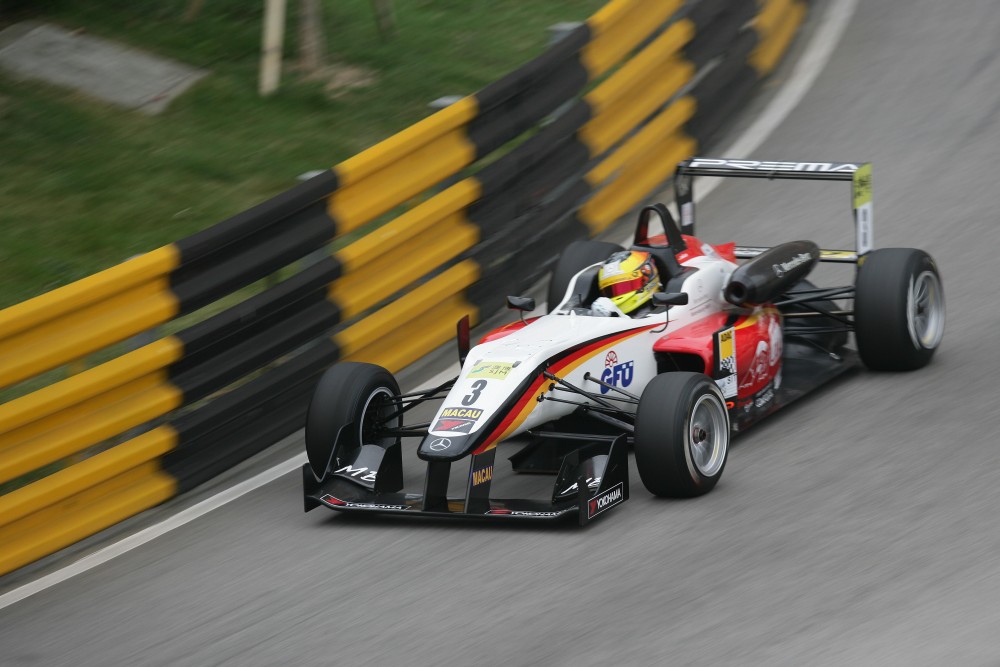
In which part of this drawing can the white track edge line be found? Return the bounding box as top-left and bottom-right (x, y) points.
(0, 0), (858, 612)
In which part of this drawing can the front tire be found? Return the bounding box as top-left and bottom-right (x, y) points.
(305, 362), (401, 480)
(854, 248), (945, 371)
(634, 372), (730, 498)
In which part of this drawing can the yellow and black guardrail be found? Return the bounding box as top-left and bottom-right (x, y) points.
(0, 0), (809, 575)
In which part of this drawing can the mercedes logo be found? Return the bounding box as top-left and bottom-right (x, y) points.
(429, 437), (452, 451)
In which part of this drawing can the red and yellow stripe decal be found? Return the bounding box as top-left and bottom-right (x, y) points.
(734, 306), (780, 331)
(473, 323), (661, 454)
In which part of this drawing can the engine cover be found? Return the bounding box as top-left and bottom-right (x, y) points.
(724, 241), (819, 306)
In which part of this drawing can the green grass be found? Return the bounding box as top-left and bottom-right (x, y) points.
(0, 0), (603, 308)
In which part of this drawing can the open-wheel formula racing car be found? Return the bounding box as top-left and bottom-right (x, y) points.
(302, 157), (945, 525)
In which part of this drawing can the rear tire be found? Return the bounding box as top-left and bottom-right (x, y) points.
(305, 362), (401, 480)
(634, 372), (730, 498)
(547, 240), (623, 310)
(855, 248), (944, 371)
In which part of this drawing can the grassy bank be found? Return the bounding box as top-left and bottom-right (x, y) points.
(0, 0), (603, 308)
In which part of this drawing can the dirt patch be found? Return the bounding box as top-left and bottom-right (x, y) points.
(300, 62), (377, 99)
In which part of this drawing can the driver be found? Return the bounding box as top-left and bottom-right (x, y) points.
(592, 250), (661, 317)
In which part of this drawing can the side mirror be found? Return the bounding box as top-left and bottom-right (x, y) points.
(456, 315), (471, 366)
(652, 292), (688, 307)
(506, 295), (536, 312)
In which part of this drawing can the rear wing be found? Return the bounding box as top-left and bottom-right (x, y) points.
(674, 158), (874, 263)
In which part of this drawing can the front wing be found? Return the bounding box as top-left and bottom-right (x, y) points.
(303, 435), (629, 526)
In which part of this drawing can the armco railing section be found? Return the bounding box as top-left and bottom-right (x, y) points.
(0, 0), (809, 575)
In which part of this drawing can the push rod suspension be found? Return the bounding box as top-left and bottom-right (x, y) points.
(525, 430), (627, 443)
(395, 379), (455, 400)
(538, 394), (634, 419)
(551, 386), (638, 405)
(782, 311), (853, 318)
(542, 370), (620, 412)
(383, 377), (456, 422)
(583, 372), (640, 401)
(780, 285), (855, 298)
(379, 428), (430, 438)
(584, 408), (635, 433)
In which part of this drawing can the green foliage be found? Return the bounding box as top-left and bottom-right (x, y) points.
(0, 0), (602, 307)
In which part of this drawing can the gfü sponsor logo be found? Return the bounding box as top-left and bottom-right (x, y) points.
(771, 252), (812, 277)
(588, 483), (624, 518)
(600, 350), (634, 394)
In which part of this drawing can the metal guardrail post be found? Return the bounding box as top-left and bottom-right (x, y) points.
(547, 21), (582, 46)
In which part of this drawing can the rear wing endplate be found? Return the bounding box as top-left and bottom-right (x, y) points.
(674, 158), (874, 261)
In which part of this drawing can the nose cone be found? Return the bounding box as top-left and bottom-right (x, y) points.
(418, 433), (475, 461)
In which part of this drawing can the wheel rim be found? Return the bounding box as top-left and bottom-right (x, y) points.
(907, 270), (944, 350)
(688, 394), (727, 477)
(358, 387), (398, 447)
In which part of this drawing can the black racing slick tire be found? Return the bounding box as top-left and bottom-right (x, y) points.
(854, 248), (945, 371)
(546, 240), (623, 311)
(634, 372), (730, 498)
(304, 362), (401, 480)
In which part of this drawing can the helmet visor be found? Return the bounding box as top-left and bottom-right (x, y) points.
(603, 277), (644, 298)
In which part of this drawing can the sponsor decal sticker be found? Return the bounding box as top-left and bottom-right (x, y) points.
(471, 464), (493, 487)
(740, 341), (771, 390)
(600, 253), (628, 277)
(600, 350), (634, 394)
(689, 158), (859, 173)
(681, 201), (694, 230)
(718, 329), (736, 373)
(772, 252), (813, 277)
(716, 375), (737, 399)
(320, 495), (408, 510)
(433, 417), (475, 434)
(428, 437), (452, 451)
(335, 465), (377, 482)
(468, 361), (514, 380)
(561, 477), (602, 495)
(855, 196), (874, 255)
(853, 163), (872, 208)
(486, 509), (561, 517)
(588, 482), (624, 518)
(820, 250), (858, 260)
(715, 327), (737, 399)
(440, 407), (483, 419)
(462, 379), (487, 406)
(754, 386), (774, 409)
(768, 317), (783, 366)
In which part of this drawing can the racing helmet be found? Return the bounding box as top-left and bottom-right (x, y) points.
(597, 250), (661, 314)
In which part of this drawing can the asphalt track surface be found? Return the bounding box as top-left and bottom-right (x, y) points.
(4, 2), (1000, 664)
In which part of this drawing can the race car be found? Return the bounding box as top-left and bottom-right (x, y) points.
(302, 157), (945, 525)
